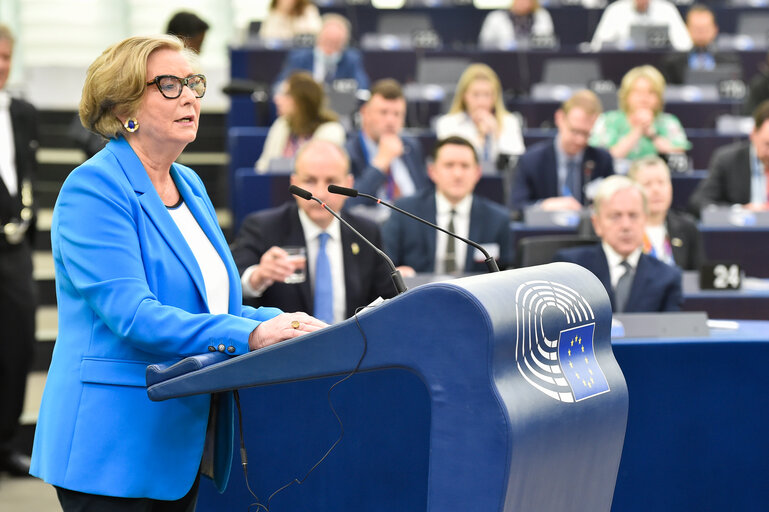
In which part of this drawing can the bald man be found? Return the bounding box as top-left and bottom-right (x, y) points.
(231, 140), (396, 323)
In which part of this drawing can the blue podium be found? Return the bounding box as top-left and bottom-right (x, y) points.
(147, 265), (628, 511)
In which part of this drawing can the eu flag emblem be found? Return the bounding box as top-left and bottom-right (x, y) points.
(557, 323), (610, 401)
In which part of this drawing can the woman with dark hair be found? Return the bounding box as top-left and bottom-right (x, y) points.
(259, 0), (322, 41)
(256, 71), (345, 172)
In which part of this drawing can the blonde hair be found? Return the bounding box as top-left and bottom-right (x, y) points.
(561, 89), (603, 117)
(593, 175), (648, 216)
(618, 65), (666, 115)
(79, 35), (194, 139)
(627, 155), (671, 183)
(448, 63), (508, 127)
(0, 24), (14, 46)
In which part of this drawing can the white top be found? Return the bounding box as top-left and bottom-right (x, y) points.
(298, 209), (346, 324)
(478, 8), (554, 49)
(602, 241), (642, 289)
(0, 91), (17, 196)
(435, 111), (525, 163)
(167, 201), (230, 315)
(258, 5), (322, 41)
(590, 0), (692, 52)
(434, 191), (472, 274)
(255, 116), (346, 172)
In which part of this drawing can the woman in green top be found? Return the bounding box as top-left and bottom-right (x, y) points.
(590, 65), (690, 161)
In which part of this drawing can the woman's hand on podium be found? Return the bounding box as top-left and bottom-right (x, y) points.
(249, 312), (327, 350)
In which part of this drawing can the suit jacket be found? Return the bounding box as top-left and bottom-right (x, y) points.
(231, 202), (397, 316)
(660, 50), (741, 85)
(510, 139), (614, 214)
(553, 244), (682, 312)
(382, 190), (513, 273)
(273, 47), (370, 90)
(0, 98), (38, 250)
(666, 209), (704, 271)
(688, 140), (751, 216)
(30, 138), (281, 499)
(344, 131), (430, 205)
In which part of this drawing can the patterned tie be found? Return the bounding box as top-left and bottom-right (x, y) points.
(444, 210), (457, 274)
(614, 260), (634, 313)
(314, 232), (334, 324)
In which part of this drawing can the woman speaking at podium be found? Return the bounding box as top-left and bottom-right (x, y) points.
(30, 35), (325, 510)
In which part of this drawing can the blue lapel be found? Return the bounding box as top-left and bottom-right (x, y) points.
(106, 138), (214, 312)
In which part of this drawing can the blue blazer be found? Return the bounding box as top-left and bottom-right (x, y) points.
(553, 244), (682, 312)
(344, 131), (430, 206)
(511, 140), (614, 213)
(274, 47), (370, 90)
(382, 189), (514, 273)
(30, 138), (281, 499)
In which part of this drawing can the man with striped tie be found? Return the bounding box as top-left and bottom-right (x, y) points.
(554, 175), (682, 312)
(231, 139), (396, 324)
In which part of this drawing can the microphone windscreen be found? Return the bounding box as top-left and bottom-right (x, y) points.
(327, 184), (358, 197)
(288, 184), (312, 200)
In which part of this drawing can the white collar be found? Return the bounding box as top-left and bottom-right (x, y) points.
(0, 90), (11, 109)
(435, 190), (473, 216)
(602, 241), (642, 269)
(297, 207), (342, 242)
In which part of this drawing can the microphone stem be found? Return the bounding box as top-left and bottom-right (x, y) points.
(313, 199), (407, 294)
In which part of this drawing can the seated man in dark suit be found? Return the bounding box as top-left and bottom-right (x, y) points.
(382, 136), (513, 274)
(628, 156), (704, 270)
(273, 13), (369, 91)
(660, 4), (740, 85)
(554, 175), (682, 312)
(511, 90), (614, 216)
(688, 99), (769, 216)
(230, 139), (396, 324)
(345, 79), (429, 206)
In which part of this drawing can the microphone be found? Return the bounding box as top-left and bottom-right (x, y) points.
(288, 185), (407, 294)
(328, 185), (500, 273)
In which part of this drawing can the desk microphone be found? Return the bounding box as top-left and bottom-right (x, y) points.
(327, 185), (500, 273)
(289, 185), (407, 294)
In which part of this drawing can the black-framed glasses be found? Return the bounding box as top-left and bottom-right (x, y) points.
(146, 74), (206, 99)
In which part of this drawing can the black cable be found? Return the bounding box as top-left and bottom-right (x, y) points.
(236, 305), (371, 511)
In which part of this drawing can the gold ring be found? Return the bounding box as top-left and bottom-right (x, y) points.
(291, 320), (300, 329)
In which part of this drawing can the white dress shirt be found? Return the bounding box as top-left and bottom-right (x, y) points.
(0, 91), (17, 196)
(434, 192), (472, 274)
(167, 201), (230, 315)
(602, 242), (642, 289)
(590, 0), (692, 52)
(298, 210), (347, 324)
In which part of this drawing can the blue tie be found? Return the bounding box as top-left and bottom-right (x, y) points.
(314, 232), (334, 324)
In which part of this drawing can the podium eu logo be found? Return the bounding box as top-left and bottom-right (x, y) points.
(557, 323), (610, 401)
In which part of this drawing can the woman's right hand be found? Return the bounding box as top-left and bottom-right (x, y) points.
(248, 312), (327, 351)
